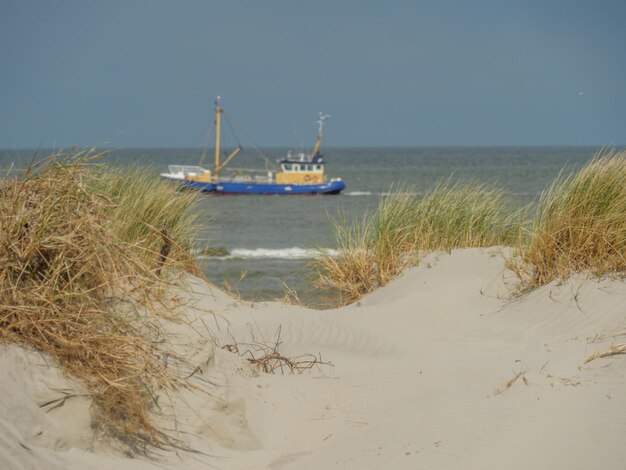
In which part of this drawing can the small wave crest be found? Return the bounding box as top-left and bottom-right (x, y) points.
(198, 247), (339, 260)
(344, 191), (373, 196)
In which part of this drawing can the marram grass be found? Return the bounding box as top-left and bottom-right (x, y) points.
(511, 150), (626, 288)
(90, 165), (205, 275)
(0, 150), (202, 447)
(313, 182), (518, 303)
(405, 181), (519, 251)
(314, 150), (626, 304)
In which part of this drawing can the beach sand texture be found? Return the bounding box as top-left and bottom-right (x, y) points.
(2, 248), (626, 469)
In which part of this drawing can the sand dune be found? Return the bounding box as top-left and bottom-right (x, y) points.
(2, 248), (626, 469)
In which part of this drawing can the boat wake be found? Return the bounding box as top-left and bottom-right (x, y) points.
(345, 191), (540, 198)
(344, 191), (421, 197)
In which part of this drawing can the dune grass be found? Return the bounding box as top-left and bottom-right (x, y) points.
(313, 182), (518, 303)
(406, 181), (519, 250)
(511, 150), (626, 288)
(315, 150), (626, 304)
(0, 150), (202, 447)
(91, 165), (205, 274)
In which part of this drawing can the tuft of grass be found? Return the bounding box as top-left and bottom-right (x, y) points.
(313, 182), (517, 303)
(407, 181), (518, 251)
(313, 214), (381, 304)
(511, 150), (626, 288)
(0, 150), (202, 447)
(90, 165), (204, 275)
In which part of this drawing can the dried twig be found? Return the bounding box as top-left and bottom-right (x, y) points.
(494, 370), (528, 395)
(222, 326), (332, 374)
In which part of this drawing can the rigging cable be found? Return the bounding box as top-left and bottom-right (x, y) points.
(197, 121), (215, 167)
(222, 111), (276, 171)
(223, 113), (242, 149)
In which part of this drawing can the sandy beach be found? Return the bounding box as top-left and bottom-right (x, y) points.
(2, 247), (625, 469)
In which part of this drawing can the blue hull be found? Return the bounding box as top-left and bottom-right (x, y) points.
(181, 180), (345, 195)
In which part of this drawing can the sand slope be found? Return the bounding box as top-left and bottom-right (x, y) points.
(2, 248), (626, 469)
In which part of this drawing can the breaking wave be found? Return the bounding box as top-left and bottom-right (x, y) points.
(198, 247), (339, 260)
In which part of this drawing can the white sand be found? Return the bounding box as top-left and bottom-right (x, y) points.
(2, 248), (626, 469)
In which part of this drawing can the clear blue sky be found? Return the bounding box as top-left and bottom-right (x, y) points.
(1, 0), (625, 148)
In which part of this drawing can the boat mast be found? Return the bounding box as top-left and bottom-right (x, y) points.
(308, 113), (330, 160)
(214, 96), (222, 180)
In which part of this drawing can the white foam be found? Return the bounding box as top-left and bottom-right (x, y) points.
(343, 191), (427, 197)
(201, 247), (339, 260)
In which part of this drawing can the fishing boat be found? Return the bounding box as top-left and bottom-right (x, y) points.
(161, 97), (345, 195)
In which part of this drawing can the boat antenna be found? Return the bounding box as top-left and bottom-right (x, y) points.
(317, 112), (331, 137)
(308, 112), (330, 160)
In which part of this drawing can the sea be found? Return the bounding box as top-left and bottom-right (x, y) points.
(0, 146), (606, 303)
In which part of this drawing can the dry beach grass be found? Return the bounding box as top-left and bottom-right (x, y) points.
(511, 150), (626, 288)
(0, 150), (202, 447)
